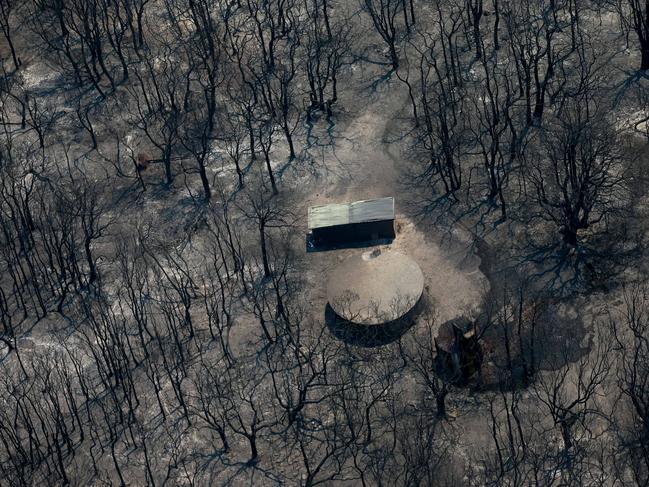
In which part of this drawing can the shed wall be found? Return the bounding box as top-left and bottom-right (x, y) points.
(312, 219), (395, 246)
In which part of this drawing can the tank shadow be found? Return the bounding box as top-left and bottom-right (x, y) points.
(324, 295), (426, 347)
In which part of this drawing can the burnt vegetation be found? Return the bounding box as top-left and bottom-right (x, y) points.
(0, 0), (649, 485)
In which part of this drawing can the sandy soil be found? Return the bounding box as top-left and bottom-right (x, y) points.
(280, 74), (490, 335)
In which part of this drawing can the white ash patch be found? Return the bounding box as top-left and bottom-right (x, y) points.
(20, 61), (63, 91)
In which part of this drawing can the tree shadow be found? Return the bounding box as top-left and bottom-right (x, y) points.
(613, 68), (649, 106)
(475, 294), (591, 393)
(366, 68), (395, 93)
(510, 222), (644, 298)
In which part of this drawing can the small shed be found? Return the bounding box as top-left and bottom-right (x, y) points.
(308, 197), (395, 246)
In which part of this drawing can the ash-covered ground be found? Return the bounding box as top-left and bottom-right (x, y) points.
(1, 1), (649, 485)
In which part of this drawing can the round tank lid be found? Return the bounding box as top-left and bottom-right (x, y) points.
(326, 250), (424, 325)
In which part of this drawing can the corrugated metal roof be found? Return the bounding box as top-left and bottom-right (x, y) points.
(308, 197), (394, 229)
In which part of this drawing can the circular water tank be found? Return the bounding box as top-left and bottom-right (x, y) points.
(326, 250), (424, 325)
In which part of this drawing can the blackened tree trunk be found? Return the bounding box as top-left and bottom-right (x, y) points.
(622, 0), (649, 70)
(259, 221), (271, 278)
(435, 389), (448, 418)
(0, 0), (21, 70)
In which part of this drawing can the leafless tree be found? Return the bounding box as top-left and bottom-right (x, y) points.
(362, 0), (403, 71)
(610, 282), (649, 484)
(616, 0), (649, 70)
(525, 95), (627, 247)
(402, 311), (455, 418)
(533, 327), (611, 459)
